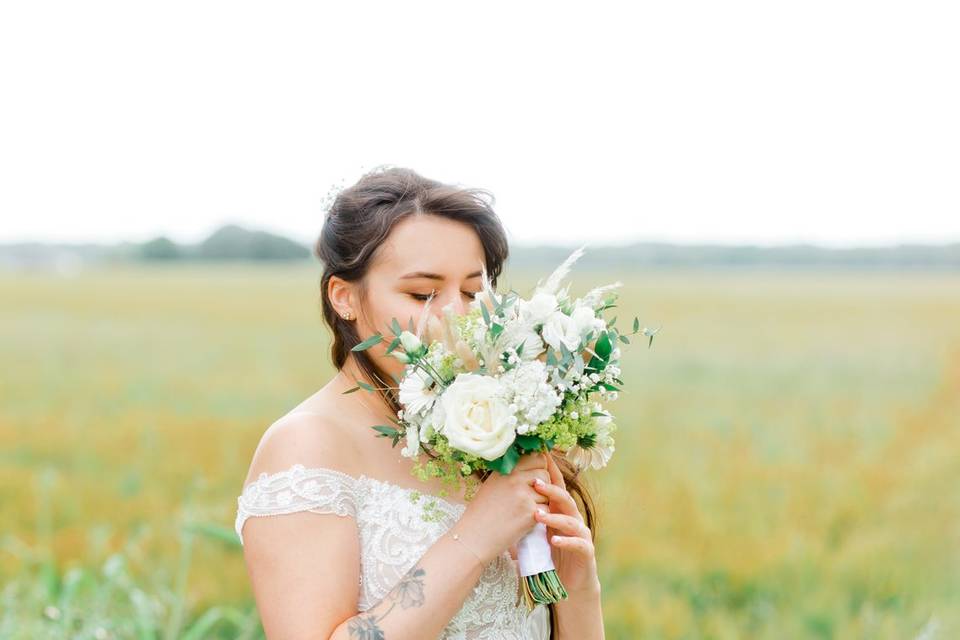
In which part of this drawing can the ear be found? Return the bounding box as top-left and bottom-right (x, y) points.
(327, 275), (355, 318)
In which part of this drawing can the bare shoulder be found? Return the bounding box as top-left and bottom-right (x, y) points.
(239, 402), (364, 638)
(242, 406), (364, 488)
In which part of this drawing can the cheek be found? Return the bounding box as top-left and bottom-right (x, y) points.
(365, 292), (424, 339)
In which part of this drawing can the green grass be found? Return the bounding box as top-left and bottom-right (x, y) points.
(1, 263), (958, 639)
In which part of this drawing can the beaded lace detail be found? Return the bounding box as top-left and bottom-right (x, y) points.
(235, 463), (551, 639)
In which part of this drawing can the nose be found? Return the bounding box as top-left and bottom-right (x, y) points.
(435, 288), (467, 317)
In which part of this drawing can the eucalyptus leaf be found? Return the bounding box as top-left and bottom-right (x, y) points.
(352, 334), (383, 352)
(372, 425), (399, 439)
(386, 336), (401, 354)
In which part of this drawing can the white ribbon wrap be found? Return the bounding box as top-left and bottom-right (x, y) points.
(517, 521), (555, 577)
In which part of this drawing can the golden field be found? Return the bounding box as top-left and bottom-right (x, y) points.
(1, 263), (958, 639)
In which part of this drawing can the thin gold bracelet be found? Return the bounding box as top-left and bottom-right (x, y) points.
(449, 531), (484, 565)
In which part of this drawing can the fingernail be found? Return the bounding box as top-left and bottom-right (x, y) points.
(535, 478), (544, 486)
(552, 535), (562, 544)
(537, 507), (546, 515)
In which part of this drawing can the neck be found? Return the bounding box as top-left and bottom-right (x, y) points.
(335, 354), (396, 418)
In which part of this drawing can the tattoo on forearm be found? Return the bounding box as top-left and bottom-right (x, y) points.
(347, 564), (427, 639)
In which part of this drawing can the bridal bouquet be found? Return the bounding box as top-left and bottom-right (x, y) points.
(347, 245), (658, 609)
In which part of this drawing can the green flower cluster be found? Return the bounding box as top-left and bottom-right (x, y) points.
(411, 433), (484, 502)
(426, 342), (460, 383)
(533, 393), (600, 450)
(454, 307), (485, 351)
(406, 491), (448, 523)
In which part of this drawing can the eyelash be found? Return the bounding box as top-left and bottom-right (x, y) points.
(410, 291), (478, 301)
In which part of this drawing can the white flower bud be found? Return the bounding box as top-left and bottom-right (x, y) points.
(399, 330), (423, 355)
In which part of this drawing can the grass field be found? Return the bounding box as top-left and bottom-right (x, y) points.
(1, 263), (958, 639)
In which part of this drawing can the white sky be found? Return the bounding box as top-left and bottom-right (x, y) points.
(1, 1), (958, 248)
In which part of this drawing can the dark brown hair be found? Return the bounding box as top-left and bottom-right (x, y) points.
(314, 165), (598, 636)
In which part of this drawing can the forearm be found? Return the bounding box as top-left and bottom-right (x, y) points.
(554, 586), (604, 640)
(330, 524), (486, 640)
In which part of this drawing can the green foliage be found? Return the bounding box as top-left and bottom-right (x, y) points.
(372, 425), (402, 447)
(487, 443), (521, 475)
(139, 236), (182, 261)
(351, 334), (383, 352)
(196, 224), (310, 261)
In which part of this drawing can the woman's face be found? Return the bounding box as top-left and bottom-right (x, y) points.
(333, 214), (489, 379)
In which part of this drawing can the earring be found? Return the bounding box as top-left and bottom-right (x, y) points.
(342, 310), (352, 320)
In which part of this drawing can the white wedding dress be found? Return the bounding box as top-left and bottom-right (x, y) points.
(235, 463), (552, 639)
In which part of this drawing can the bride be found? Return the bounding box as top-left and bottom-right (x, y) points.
(234, 166), (605, 639)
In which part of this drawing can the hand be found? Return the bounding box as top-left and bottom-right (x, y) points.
(452, 453), (552, 565)
(532, 452), (601, 596)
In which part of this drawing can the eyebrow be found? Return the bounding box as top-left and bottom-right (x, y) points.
(398, 270), (483, 281)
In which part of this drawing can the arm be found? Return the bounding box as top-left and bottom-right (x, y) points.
(554, 589), (604, 640)
(245, 508), (487, 640)
(240, 414), (365, 639)
(329, 521), (487, 640)
(533, 454), (606, 640)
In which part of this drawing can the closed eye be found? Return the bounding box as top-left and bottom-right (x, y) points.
(409, 291), (479, 301)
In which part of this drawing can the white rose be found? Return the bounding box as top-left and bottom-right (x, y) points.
(496, 320), (545, 361)
(570, 305), (605, 337)
(518, 292), (558, 327)
(436, 373), (516, 460)
(541, 310), (581, 352)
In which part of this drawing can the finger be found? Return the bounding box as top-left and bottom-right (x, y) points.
(549, 534), (595, 555)
(509, 542), (518, 561)
(533, 478), (580, 517)
(535, 509), (588, 538)
(514, 451), (549, 472)
(544, 451), (566, 489)
(525, 469), (551, 487)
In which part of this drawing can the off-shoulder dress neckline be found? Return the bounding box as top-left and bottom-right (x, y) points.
(273, 409), (475, 512)
(245, 462), (471, 515)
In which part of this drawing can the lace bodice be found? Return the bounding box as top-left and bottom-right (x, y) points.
(235, 463), (551, 639)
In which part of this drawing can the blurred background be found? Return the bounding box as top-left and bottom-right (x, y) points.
(1, 2), (958, 639)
